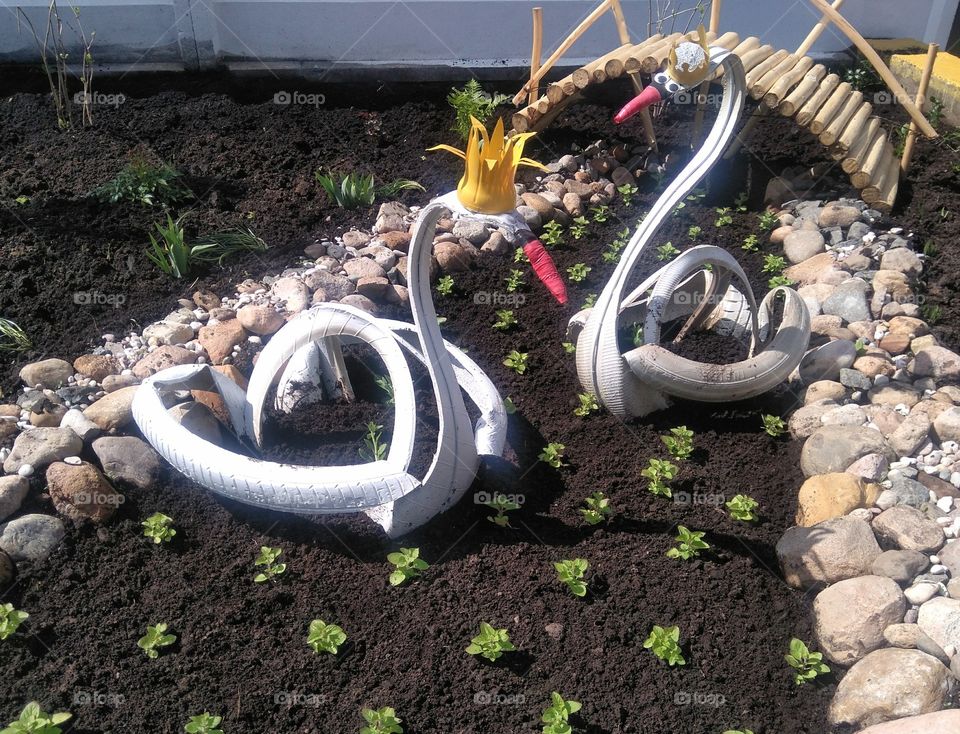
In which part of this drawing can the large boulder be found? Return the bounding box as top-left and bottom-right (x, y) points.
(46, 461), (123, 524)
(0, 514), (66, 563)
(872, 506), (945, 553)
(856, 711), (960, 733)
(795, 473), (880, 526)
(800, 425), (896, 477)
(777, 516), (882, 589)
(3, 427), (83, 474)
(812, 575), (906, 665)
(19, 358), (73, 389)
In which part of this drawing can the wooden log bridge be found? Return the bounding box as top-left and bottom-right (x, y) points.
(511, 31), (908, 211)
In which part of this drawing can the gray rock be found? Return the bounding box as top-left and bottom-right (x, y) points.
(304, 269), (356, 300)
(92, 436), (161, 490)
(168, 402), (222, 445)
(59, 409), (101, 442)
(937, 540), (960, 577)
(3, 427), (83, 474)
(932, 407), (960, 443)
(0, 549), (13, 587)
(342, 258), (387, 282)
(823, 278), (871, 324)
(847, 453), (889, 482)
(872, 549), (929, 584)
(910, 345), (960, 382)
(777, 516), (882, 589)
(839, 368), (873, 390)
(19, 359), (73, 389)
(339, 294), (378, 313)
(880, 248), (923, 277)
(917, 596), (960, 651)
(0, 476), (29, 522)
(790, 401), (839, 439)
(0, 514), (66, 563)
(784, 230), (826, 264)
(142, 320), (194, 346)
(820, 203), (861, 228)
(888, 476), (934, 508)
(270, 276), (311, 313)
(800, 425), (896, 477)
(516, 205), (541, 230)
(452, 219), (490, 245)
(889, 412), (931, 457)
(848, 221), (872, 241)
(799, 339), (857, 383)
(374, 201), (409, 233)
(813, 575), (906, 665)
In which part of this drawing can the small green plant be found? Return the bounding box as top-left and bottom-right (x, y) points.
(14, 195), (29, 205)
(741, 234), (760, 252)
(762, 254), (786, 274)
(656, 242), (680, 261)
(768, 275), (795, 289)
(360, 707), (404, 734)
(726, 494), (759, 522)
(734, 192), (748, 212)
(146, 213), (189, 278)
(641, 458), (678, 497)
(485, 493), (521, 527)
(923, 304), (943, 324)
(253, 546), (287, 583)
(466, 622), (516, 662)
(617, 183), (638, 206)
(541, 692), (582, 734)
(539, 442), (566, 468)
(315, 171), (422, 209)
(761, 414), (787, 437)
(94, 158), (190, 207)
(666, 526), (710, 560)
(757, 210), (779, 231)
(541, 220), (564, 247)
(0, 319), (31, 353)
(714, 207), (733, 227)
(643, 625), (685, 666)
(0, 604), (28, 640)
(142, 512), (176, 544)
(567, 263), (591, 282)
(590, 204), (610, 223)
(146, 217), (268, 279)
(661, 426), (694, 460)
(923, 240), (938, 258)
(446, 79), (509, 140)
(602, 227), (630, 263)
(505, 269), (526, 293)
(580, 491), (612, 525)
(1, 702), (71, 734)
(554, 558), (589, 597)
(570, 216), (589, 240)
(374, 374), (395, 405)
(138, 623), (176, 659)
(573, 392), (599, 417)
(387, 547), (429, 586)
(184, 713), (224, 734)
(785, 638), (830, 685)
(687, 225), (702, 241)
(307, 619), (347, 655)
(514, 247), (527, 263)
(561, 341), (576, 354)
(631, 323), (644, 347)
(843, 57), (881, 91)
(493, 309), (517, 331)
(503, 396), (517, 414)
(359, 421), (388, 462)
(582, 293), (598, 308)
(503, 350), (529, 374)
(436, 275), (455, 296)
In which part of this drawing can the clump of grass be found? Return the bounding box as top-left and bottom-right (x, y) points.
(315, 171), (424, 209)
(146, 216), (268, 279)
(94, 157), (191, 207)
(0, 319), (31, 353)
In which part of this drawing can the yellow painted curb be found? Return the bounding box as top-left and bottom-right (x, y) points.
(891, 50), (960, 127)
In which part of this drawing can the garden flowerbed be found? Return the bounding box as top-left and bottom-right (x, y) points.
(0, 79), (959, 733)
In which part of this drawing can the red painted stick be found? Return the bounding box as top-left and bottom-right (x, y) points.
(523, 237), (568, 305)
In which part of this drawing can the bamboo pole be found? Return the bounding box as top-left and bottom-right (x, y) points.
(779, 64), (827, 116)
(751, 53), (798, 100)
(528, 8), (544, 107)
(730, 36), (761, 58)
(609, 0), (659, 150)
(763, 56), (814, 109)
(809, 81), (853, 135)
(901, 42), (940, 173)
(745, 49), (789, 88)
(808, 0), (938, 139)
(795, 72), (840, 128)
(835, 99), (873, 153)
(641, 34), (684, 73)
(852, 133), (890, 189)
(864, 153), (898, 203)
(573, 44), (632, 88)
(843, 118), (881, 173)
(819, 91), (864, 146)
(738, 45), (775, 75)
(796, 0), (845, 57)
(876, 152), (901, 210)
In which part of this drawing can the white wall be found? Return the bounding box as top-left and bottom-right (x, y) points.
(1, 0), (956, 75)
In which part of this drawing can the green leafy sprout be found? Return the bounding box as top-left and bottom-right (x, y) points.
(184, 713), (224, 734)
(307, 619), (347, 655)
(0, 604), (28, 640)
(360, 707), (403, 734)
(541, 692), (582, 734)
(768, 275), (795, 289)
(436, 275), (455, 296)
(644, 625), (685, 666)
(714, 207), (733, 227)
(762, 254), (787, 274)
(503, 350), (529, 374)
(505, 269), (526, 293)
(567, 263), (591, 282)
(688, 225), (702, 241)
(617, 183), (638, 206)
(539, 442), (566, 468)
(138, 623), (176, 659)
(485, 493), (521, 527)
(387, 547), (428, 586)
(641, 458), (678, 497)
(540, 220), (564, 248)
(757, 210), (779, 231)
(359, 421), (388, 462)
(146, 215), (267, 279)
(582, 293), (598, 308)
(142, 512), (176, 544)
(493, 309), (517, 331)
(785, 638), (830, 685)
(666, 526), (710, 560)
(466, 622), (516, 662)
(561, 341), (576, 354)
(446, 79), (508, 140)
(591, 204), (610, 223)
(726, 494), (759, 522)
(554, 558), (589, 597)
(741, 234), (759, 252)
(580, 491), (612, 526)
(1, 702), (71, 734)
(661, 426), (694, 460)
(570, 216), (589, 240)
(315, 171), (422, 209)
(573, 392), (599, 417)
(374, 374), (395, 405)
(656, 242), (680, 261)
(253, 546), (286, 583)
(761, 414), (787, 437)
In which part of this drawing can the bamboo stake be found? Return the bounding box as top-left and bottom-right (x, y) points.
(763, 56), (814, 109)
(779, 64), (827, 116)
(843, 119), (881, 174)
(808, 0), (937, 139)
(795, 73), (840, 128)
(864, 153), (898, 203)
(692, 0), (723, 145)
(796, 0), (844, 57)
(810, 81), (853, 135)
(852, 133), (890, 189)
(513, 0), (613, 105)
(819, 91), (864, 146)
(547, 83), (568, 104)
(835, 99), (873, 153)
(528, 8), (544, 107)
(876, 152), (901, 210)
(901, 42), (940, 173)
(751, 53), (798, 100)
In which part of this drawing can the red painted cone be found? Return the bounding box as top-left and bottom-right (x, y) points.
(523, 238), (568, 305)
(614, 86), (663, 124)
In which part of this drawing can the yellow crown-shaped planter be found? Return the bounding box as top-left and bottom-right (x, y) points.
(667, 25), (711, 87)
(429, 116), (546, 215)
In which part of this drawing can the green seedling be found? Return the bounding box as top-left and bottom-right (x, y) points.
(436, 275), (455, 296)
(446, 79), (508, 140)
(138, 623), (176, 659)
(387, 547), (428, 586)
(493, 309), (517, 331)
(641, 458), (678, 498)
(541, 692), (582, 734)
(573, 392), (599, 417)
(590, 204), (610, 223)
(0, 604), (28, 640)
(762, 254), (787, 274)
(541, 220), (564, 247)
(554, 558), (589, 597)
(661, 426), (694, 460)
(505, 269), (526, 293)
(539, 442), (566, 468)
(785, 638), (830, 685)
(307, 619), (347, 655)
(726, 494), (759, 522)
(561, 341), (576, 354)
(503, 396), (517, 414)
(1, 702), (71, 734)
(466, 622), (515, 662)
(567, 263), (591, 282)
(142, 512), (176, 544)
(485, 493), (521, 527)
(253, 546), (286, 583)
(94, 158), (190, 207)
(666, 526), (710, 560)
(184, 713), (224, 734)
(768, 275), (795, 289)
(644, 625), (685, 666)
(14, 195), (29, 205)
(761, 414), (787, 437)
(714, 207), (733, 227)
(580, 491), (612, 526)
(758, 210), (779, 231)
(582, 293), (598, 308)
(360, 707), (404, 734)
(656, 242), (680, 261)
(570, 216), (589, 240)
(741, 234), (759, 252)
(688, 225), (702, 241)
(514, 247), (527, 263)
(359, 421), (388, 462)
(617, 183), (638, 206)
(503, 350), (529, 374)
(631, 323), (644, 347)
(734, 192), (748, 212)
(602, 228), (630, 263)
(374, 374), (395, 405)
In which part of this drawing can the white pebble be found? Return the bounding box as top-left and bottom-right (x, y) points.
(63, 456), (82, 466)
(248, 336), (262, 345)
(904, 583), (939, 605)
(952, 472), (960, 488)
(931, 564), (949, 575)
(17, 464), (33, 477)
(931, 555), (941, 564)
(937, 496), (954, 512)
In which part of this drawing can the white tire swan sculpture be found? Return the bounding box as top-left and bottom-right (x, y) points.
(572, 28), (811, 417)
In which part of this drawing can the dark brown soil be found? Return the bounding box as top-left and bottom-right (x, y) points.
(2, 75), (956, 734)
